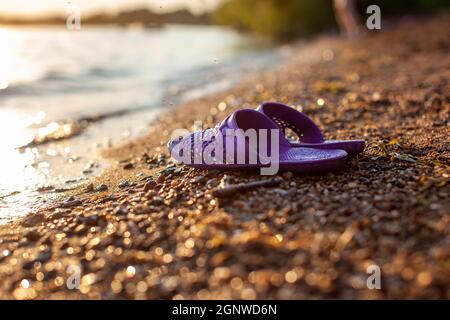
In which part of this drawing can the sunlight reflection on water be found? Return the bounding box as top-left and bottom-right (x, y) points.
(0, 28), (11, 90)
(0, 24), (282, 222)
(0, 111), (45, 221)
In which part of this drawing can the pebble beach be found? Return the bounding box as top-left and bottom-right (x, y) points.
(0, 13), (448, 299)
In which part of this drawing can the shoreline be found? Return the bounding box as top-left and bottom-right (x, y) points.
(0, 23), (280, 222)
(0, 13), (448, 299)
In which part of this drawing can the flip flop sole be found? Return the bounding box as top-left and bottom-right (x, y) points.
(291, 139), (365, 155)
(168, 109), (349, 174)
(177, 148), (347, 173)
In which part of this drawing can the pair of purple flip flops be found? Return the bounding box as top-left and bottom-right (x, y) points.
(168, 102), (364, 174)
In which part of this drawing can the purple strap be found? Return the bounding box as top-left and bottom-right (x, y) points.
(257, 102), (324, 143)
(171, 109), (290, 165)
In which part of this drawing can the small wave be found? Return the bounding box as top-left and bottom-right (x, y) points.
(0, 66), (134, 97)
(19, 103), (159, 148)
(86, 66), (135, 79)
(41, 70), (69, 81)
(21, 120), (87, 148)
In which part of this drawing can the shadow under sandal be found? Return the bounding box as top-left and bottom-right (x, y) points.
(168, 109), (348, 173)
(257, 102), (365, 155)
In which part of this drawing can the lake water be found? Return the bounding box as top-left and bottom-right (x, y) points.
(0, 24), (284, 222)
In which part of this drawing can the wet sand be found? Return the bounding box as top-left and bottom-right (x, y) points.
(0, 13), (448, 299)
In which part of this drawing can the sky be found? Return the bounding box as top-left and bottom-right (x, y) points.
(0, 0), (221, 17)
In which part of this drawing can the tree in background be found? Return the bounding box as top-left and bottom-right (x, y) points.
(333, 0), (361, 37)
(214, 0), (449, 40)
(213, 0), (336, 40)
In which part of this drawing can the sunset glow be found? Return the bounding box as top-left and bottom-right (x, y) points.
(0, 0), (221, 17)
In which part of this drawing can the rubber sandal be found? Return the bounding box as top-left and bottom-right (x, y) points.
(168, 109), (347, 174)
(256, 102), (365, 155)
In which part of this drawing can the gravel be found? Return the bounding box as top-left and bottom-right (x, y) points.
(0, 14), (448, 300)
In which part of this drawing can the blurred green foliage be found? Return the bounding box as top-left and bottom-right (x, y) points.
(214, 0), (450, 40)
(357, 0), (449, 14)
(213, 0), (336, 40)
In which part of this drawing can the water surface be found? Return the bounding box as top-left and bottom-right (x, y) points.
(0, 24), (284, 222)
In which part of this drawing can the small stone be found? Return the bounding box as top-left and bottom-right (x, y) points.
(347, 182), (358, 188)
(144, 180), (157, 191)
(156, 175), (165, 184)
(123, 163), (134, 170)
(135, 204), (150, 214)
(118, 180), (129, 189)
(207, 170), (220, 177)
(114, 207), (128, 216)
(193, 176), (205, 183)
(22, 213), (45, 227)
(36, 250), (52, 263)
(85, 183), (94, 192)
(206, 178), (218, 186)
(273, 188), (288, 195)
(85, 215), (99, 226)
(152, 197), (164, 205)
(74, 224), (86, 234)
(61, 199), (82, 208)
(96, 184), (108, 192)
(384, 222), (401, 235)
(25, 230), (41, 241)
(283, 172), (294, 180)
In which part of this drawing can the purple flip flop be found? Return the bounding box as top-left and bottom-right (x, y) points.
(256, 102), (365, 155)
(168, 109), (347, 174)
